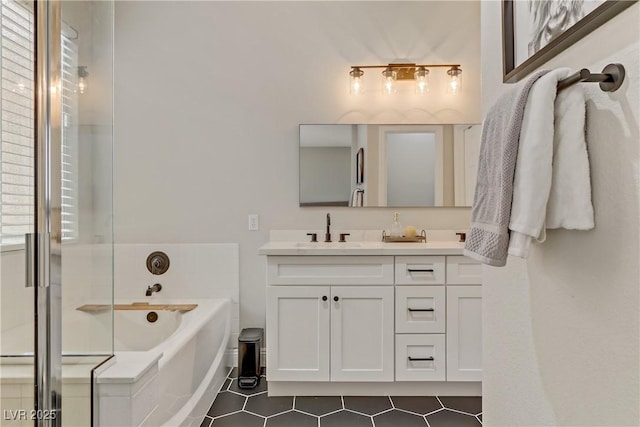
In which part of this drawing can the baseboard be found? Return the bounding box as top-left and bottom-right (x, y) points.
(225, 348), (267, 368)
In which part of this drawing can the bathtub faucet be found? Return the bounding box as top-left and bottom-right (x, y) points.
(146, 283), (162, 296)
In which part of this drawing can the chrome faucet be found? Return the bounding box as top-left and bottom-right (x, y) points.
(145, 283), (162, 296)
(325, 213), (331, 242)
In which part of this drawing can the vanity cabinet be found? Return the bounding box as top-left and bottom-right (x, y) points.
(261, 245), (482, 395)
(266, 256), (395, 383)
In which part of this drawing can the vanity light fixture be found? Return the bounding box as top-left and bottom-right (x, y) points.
(348, 63), (462, 96)
(77, 66), (88, 94)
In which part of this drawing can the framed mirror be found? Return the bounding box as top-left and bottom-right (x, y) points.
(299, 124), (481, 208)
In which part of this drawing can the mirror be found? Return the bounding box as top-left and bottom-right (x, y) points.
(299, 124), (481, 207)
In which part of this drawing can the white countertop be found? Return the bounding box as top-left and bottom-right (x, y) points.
(258, 240), (465, 256)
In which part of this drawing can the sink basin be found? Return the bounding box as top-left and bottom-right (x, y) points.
(295, 242), (363, 248)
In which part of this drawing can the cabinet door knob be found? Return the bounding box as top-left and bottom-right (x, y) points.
(322, 296), (328, 301)
(334, 296), (339, 302)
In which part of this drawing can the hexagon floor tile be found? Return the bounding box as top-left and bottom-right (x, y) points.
(207, 391), (246, 418)
(321, 410), (373, 427)
(439, 396), (483, 415)
(426, 408), (483, 427)
(245, 393), (293, 417)
(391, 396), (442, 415)
(343, 396), (392, 415)
(374, 409), (428, 427)
(211, 411), (264, 427)
(204, 369), (482, 426)
(266, 410), (318, 427)
(295, 396), (343, 416)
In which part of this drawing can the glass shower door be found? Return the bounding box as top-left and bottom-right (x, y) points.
(0, 1), (114, 426)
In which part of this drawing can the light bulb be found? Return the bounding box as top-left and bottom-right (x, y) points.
(382, 67), (396, 95)
(349, 67), (364, 96)
(414, 67), (429, 95)
(78, 76), (87, 94)
(447, 66), (462, 95)
(77, 66), (89, 94)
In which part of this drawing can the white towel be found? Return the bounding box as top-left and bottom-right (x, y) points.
(508, 69), (594, 258)
(508, 68), (571, 258)
(546, 85), (594, 230)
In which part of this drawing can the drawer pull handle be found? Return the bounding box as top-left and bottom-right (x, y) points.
(407, 268), (434, 273)
(408, 357), (434, 361)
(408, 308), (435, 312)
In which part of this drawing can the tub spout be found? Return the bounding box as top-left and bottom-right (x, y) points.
(146, 283), (162, 296)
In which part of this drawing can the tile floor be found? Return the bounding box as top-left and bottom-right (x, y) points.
(201, 368), (482, 427)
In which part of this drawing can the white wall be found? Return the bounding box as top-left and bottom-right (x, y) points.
(481, 2), (639, 426)
(114, 1), (480, 334)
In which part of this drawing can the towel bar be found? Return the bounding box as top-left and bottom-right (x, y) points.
(557, 63), (625, 92)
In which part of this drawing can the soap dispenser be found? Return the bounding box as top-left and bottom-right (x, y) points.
(391, 212), (403, 237)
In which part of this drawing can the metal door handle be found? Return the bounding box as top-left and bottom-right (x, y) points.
(408, 357), (434, 361)
(25, 233), (35, 287)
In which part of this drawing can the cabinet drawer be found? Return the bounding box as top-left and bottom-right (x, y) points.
(395, 334), (446, 381)
(395, 256), (445, 285)
(395, 286), (445, 333)
(446, 256), (482, 285)
(267, 256), (394, 285)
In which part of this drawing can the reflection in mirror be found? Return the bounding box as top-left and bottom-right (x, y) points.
(299, 124), (481, 207)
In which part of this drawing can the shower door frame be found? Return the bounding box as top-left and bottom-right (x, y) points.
(32, 1), (63, 425)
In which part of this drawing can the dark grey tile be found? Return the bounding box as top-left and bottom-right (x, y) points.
(343, 396), (392, 416)
(200, 416), (213, 427)
(321, 410), (372, 427)
(295, 396), (342, 416)
(373, 409), (427, 427)
(222, 378), (231, 391)
(228, 367), (238, 379)
(245, 393), (293, 417)
(478, 413), (482, 422)
(228, 378), (268, 395)
(426, 409), (482, 427)
(391, 396), (442, 415)
(438, 397), (482, 415)
(207, 392), (246, 417)
(266, 411), (318, 427)
(212, 412), (264, 427)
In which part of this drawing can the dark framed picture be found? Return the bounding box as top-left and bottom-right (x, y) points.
(503, 0), (637, 83)
(356, 147), (364, 184)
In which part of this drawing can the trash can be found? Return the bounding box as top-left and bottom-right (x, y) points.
(238, 328), (263, 389)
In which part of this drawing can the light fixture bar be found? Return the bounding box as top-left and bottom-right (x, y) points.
(350, 63), (461, 69)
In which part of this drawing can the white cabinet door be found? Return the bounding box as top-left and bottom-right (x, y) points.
(266, 286), (330, 381)
(330, 286), (394, 382)
(446, 286), (482, 382)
